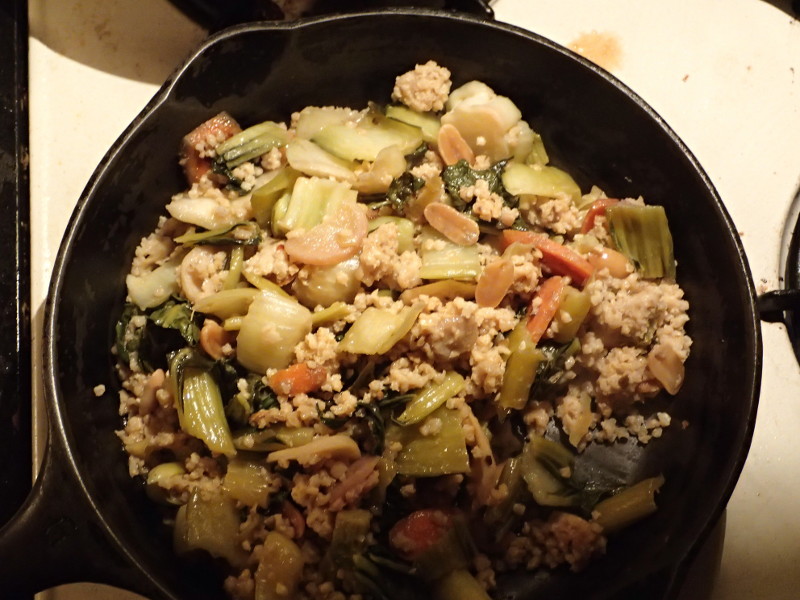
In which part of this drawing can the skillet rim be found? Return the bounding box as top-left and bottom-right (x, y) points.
(41, 8), (763, 598)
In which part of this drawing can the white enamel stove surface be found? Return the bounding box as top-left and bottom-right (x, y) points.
(28, 1), (800, 598)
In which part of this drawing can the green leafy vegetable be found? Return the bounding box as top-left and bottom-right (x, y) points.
(531, 339), (582, 400)
(404, 142), (430, 168)
(149, 300), (200, 345)
(442, 159), (511, 211)
(115, 303), (143, 365)
(215, 120), (288, 168)
(168, 348), (236, 457)
(386, 172), (425, 214)
(115, 299), (202, 371)
(174, 222), (261, 247)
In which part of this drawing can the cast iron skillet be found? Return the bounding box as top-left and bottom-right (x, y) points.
(0, 10), (761, 600)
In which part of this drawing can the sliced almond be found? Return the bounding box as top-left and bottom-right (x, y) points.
(587, 247), (633, 278)
(199, 319), (235, 360)
(475, 258), (514, 308)
(423, 202), (479, 246)
(437, 123), (475, 166)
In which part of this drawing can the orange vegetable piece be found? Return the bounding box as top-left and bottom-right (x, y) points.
(179, 112), (241, 185)
(580, 198), (619, 233)
(500, 230), (595, 287)
(269, 363), (327, 396)
(389, 509), (452, 559)
(527, 276), (567, 344)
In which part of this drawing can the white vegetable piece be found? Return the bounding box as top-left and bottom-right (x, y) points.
(285, 139), (356, 184)
(442, 81), (523, 162)
(292, 256), (361, 309)
(126, 261), (179, 309)
(236, 288), (312, 373)
(166, 196), (245, 231)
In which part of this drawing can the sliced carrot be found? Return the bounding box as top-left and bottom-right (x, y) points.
(527, 276), (567, 344)
(180, 112), (241, 185)
(580, 198), (619, 233)
(268, 363), (327, 396)
(499, 229), (543, 251)
(389, 509), (452, 559)
(500, 230), (595, 287)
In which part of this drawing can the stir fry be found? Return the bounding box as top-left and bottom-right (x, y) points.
(114, 61), (691, 600)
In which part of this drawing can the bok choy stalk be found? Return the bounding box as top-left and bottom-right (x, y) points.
(396, 371), (465, 425)
(310, 302), (351, 327)
(606, 204), (676, 279)
(232, 426), (315, 452)
(368, 216), (415, 254)
(254, 532), (305, 600)
(192, 288), (259, 320)
(174, 222), (260, 247)
(497, 320), (544, 411)
(551, 285), (591, 344)
(593, 475), (665, 534)
(338, 303), (423, 355)
(385, 104), (441, 144)
(214, 120), (288, 169)
(385, 406), (470, 477)
(222, 457), (274, 508)
(399, 280), (476, 303)
(312, 112), (423, 161)
(483, 456), (527, 541)
(285, 139), (356, 184)
(273, 176), (358, 235)
(168, 348), (236, 457)
(174, 489), (248, 569)
(519, 436), (577, 507)
(418, 227), (481, 280)
(236, 288), (312, 373)
(434, 570), (491, 600)
(250, 167), (300, 227)
(322, 509), (373, 580)
(223, 246), (245, 290)
(501, 162), (582, 203)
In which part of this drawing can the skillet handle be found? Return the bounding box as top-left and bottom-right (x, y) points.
(0, 427), (158, 597)
(756, 288), (800, 323)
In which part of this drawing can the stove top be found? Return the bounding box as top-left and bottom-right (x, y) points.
(16, 0), (800, 599)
